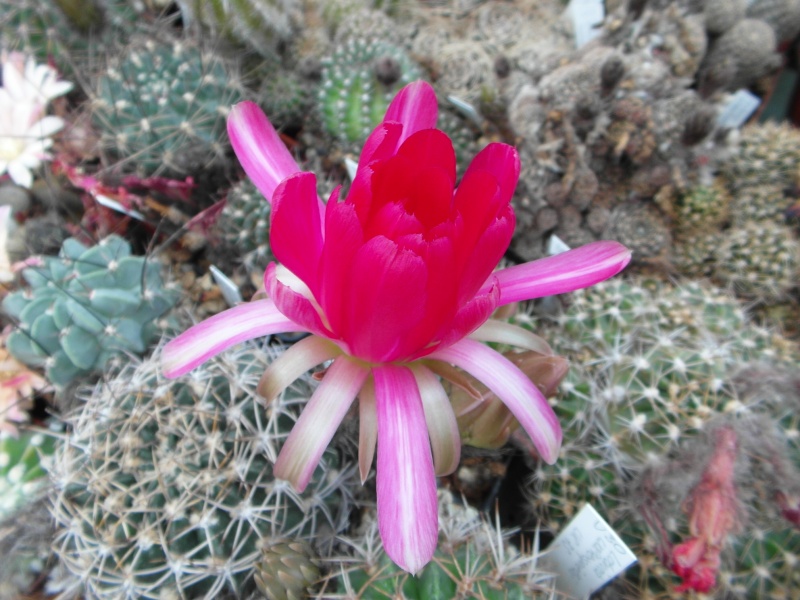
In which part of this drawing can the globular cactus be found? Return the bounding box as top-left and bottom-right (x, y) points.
(730, 183), (790, 225)
(218, 178), (274, 274)
(254, 539), (321, 600)
(174, 0), (303, 56)
(698, 18), (781, 93)
(722, 122), (800, 192)
(703, 0), (746, 36)
(602, 202), (671, 263)
(2, 235), (179, 388)
(0, 430), (56, 520)
(318, 490), (555, 599)
(674, 183), (731, 233)
(49, 344), (355, 600)
(713, 221), (799, 302)
(318, 37), (422, 147)
(91, 36), (245, 177)
(746, 0), (800, 43)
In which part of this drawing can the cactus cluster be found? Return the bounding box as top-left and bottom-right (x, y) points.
(174, 0), (303, 56)
(318, 491), (555, 599)
(318, 37), (422, 147)
(49, 344), (354, 600)
(522, 277), (800, 598)
(2, 235), (179, 388)
(91, 36), (245, 177)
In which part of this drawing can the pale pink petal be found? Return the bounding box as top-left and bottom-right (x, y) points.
(422, 360), (481, 401)
(265, 263), (334, 339)
(7, 161), (33, 189)
(428, 339), (562, 464)
(358, 376), (377, 484)
(469, 319), (554, 355)
(257, 335), (342, 402)
(274, 357), (369, 491)
(374, 365), (438, 574)
(410, 364), (461, 476)
(488, 241), (632, 305)
(30, 115), (64, 138)
(162, 299), (300, 378)
(270, 172), (324, 291)
(382, 80), (438, 146)
(227, 101), (307, 203)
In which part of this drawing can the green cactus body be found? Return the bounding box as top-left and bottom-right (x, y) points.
(723, 122), (800, 192)
(50, 345), (353, 600)
(675, 184), (730, 233)
(318, 37), (422, 147)
(175, 0), (302, 56)
(219, 178), (274, 274)
(731, 183), (790, 226)
(322, 491), (554, 599)
(92, 37), (244, 177)
(0, 431), (56, 520)
(2, 235), (179, 388)
(713, 221), (800, 301)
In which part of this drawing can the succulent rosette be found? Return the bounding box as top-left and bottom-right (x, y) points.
(163, 81), (631, 573)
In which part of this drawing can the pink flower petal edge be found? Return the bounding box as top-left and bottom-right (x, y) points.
(374, 365), (438, 574)
(429, 338), (562, 464)
(490, 241), (632, 305)
(274, 357), (369, 491)
(162, 299), (301, 378)
(228, 101), (301, 203)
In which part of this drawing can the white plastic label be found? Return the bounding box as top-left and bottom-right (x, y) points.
(716, 90), (761, 129)
(541, 504), (637, 599)
(568, 0), (605, 48)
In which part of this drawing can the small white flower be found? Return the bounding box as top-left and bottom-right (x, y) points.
(0, 53), (72, 189)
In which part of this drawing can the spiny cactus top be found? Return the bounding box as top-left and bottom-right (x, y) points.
(162, 81), (632, 573)
(2, 235), (179, 388)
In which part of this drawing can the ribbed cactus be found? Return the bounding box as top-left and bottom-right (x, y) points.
(318, 37), (422, 147)
(174, 0), (303, 56)
(319, 490), (555, 599)
(2, 235), (179, 388)
(49, 344), (354, 600)
(91, 36), (245, 177)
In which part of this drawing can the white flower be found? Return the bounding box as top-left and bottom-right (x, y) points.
(0, 53), (72, 189)
(0, 205), (13, 283)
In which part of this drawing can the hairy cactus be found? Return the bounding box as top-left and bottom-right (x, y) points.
(91, 36), (245, 177)
(713, 221), (799, 302)
(218, 178), (274, 274)
(747, 0), (800, 43)
(602, 202), (671, 262)
(675, 183), (731, 233)
(174, 0), (303, 56)
(731, 184), (791, 225)
(703, 0), (746, 35)
(0, 430), (56, 520)
(2, 235), (179, 388)
(49, 344), (354, 600)
(318, 37), (422, 147)
(318, 490), (555, 598)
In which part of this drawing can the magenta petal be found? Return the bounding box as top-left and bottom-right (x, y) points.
(374, 365), (438, 574)
(490, 241), (632, 305)
(428, 339), (562, 464)
(274, 357), (369, 491)
(382, 80), (438, 146)
(162, 299), (300, 378)
(227, 101), (301, 203)
(462, 142), (520, 206)
(270, 172), (324, 291)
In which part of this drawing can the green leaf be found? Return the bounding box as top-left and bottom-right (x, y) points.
(61, 326), (102, 370)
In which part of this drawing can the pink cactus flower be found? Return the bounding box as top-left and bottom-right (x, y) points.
(162, 81), (631, 573)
